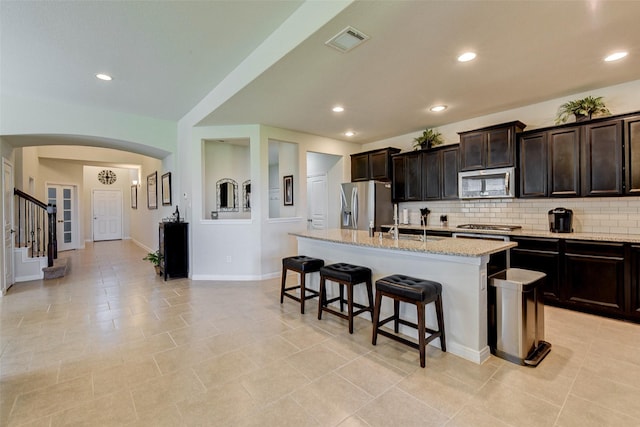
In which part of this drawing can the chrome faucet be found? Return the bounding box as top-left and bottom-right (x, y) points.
(388, 205), (400, 240)
(388, 224), (398, 240)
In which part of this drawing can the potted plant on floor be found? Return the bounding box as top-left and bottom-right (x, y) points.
(555, 95), (611, 124)
(413, 128), (444, 150)
(143, 250), (162, 275)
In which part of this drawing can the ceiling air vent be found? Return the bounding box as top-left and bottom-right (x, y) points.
(325, 26), (370, 53)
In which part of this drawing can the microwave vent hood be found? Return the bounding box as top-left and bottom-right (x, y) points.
(458, 167), (515, 199)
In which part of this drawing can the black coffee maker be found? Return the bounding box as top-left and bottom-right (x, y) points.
(548, 207), (573, 233)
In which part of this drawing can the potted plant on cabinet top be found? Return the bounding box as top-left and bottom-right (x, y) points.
(413, 128), (444, 150)
(555, 95), (611, 124)
(143, 250), (162, 275)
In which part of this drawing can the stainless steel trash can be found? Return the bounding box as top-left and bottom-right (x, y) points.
(488, 268), (551, 366)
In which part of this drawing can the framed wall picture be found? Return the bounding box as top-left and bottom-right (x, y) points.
(283, 175), (293, 206)
(131, 185), (137, 209)
(161, 172), (172, 206)
(147, 171), (157, 209)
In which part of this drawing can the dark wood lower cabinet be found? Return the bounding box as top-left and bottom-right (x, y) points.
(510, 237), (639, 322)
(564, 241), (626, 315)
(510, 237), (560, 301)
(629, 245), (640, 317)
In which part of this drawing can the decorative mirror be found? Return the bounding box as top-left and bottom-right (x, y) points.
(216, 178), (238, 212)
(242, 180), (251, 211)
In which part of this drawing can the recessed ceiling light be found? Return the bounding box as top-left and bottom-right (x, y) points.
(332, 106), (345, 112)
(604, 51), (628, 62)
(95, 73), (112, 81)
(429, 105), (448, 112)
(457, 52), (477, 62)
(344, 131), (356, 137)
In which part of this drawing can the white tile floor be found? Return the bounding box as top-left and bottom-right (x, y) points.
(1, 240), (640, 426)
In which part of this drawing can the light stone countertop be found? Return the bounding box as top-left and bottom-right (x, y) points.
(291, 229), (516, 257)
(385, 224), (640, 244)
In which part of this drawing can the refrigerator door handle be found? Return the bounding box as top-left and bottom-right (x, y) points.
(340, 185), (349, 227)
(351, 186), (358, 229)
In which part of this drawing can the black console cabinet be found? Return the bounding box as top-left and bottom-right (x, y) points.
(159, 222), (189, 280)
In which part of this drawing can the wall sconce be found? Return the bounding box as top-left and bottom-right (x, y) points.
(132, 179), (139, 187)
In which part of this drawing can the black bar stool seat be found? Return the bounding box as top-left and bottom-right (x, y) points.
(372, 274), (446, 367)
(318, 263), (374, 333)
(280, 255), (324, 314)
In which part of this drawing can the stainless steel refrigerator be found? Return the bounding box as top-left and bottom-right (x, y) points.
(340, 181), (393, 231)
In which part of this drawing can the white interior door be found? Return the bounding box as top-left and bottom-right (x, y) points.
(3, 158), (15, 293)
(47, 184), (77, 251)
(307, 174), (328, 230)
(92, 190), (122, 241)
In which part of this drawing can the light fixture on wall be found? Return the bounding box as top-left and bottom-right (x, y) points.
(132, 179), (139, 187)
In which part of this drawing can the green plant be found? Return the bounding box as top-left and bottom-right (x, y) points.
(143, 250), (162, 266)
(555, 95), (611, 124)
(413, 128), (444, 150)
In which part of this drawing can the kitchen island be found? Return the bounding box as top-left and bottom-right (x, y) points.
(291, 229), (516, 364)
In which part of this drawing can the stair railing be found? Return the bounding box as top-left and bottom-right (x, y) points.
(13, 189), (57, 267)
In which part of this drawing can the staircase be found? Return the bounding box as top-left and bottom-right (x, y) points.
(13, 189), (61, 281)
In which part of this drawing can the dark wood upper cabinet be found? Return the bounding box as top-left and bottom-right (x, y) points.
(459, 121), (525, 171)
(624, 115), (640, 195)
(519, 113), (638, 198)
(519, 132), (548, 198)
(548, 127), (581, 197)
(392, 151), (421, 202)
(392, 145), (459, 202)
(423, 146), (459, 200)
(350, 147), (400, 182)
(405, 152), (422, 201)
(582, 119), (623, 196)
(391, 155), (405, 201)
(350, 153), (369, 181)
(441, 146), (459, 199)
(486, 127), (515, 168)
(423, 150), (441, 200)
(369, 150), (393, 180)
(459, 131), (485, 171)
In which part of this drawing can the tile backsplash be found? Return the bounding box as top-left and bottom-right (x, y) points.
(400, 197), (640, 235)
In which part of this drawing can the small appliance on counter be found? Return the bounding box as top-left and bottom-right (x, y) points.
(548, 207), (573, 233)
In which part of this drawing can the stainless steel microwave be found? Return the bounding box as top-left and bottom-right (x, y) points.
(458, 167), (515, 199)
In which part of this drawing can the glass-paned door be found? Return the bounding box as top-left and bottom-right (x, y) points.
(47, 184), (76, 251)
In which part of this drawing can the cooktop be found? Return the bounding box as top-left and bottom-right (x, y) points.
(456, 224), (522, 231)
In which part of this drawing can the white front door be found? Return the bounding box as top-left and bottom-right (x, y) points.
(92, 190), (122, 241)
(307, 174), (328, 230)
(3, 158), (15, 294)
(47, 184), (77, 251)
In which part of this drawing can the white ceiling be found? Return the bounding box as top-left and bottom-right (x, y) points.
(2, 1), (639, 146)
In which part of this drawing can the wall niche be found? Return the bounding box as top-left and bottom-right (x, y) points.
(203, 138), (250, 219)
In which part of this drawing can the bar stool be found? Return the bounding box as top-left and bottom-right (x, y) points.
(280, 255), (324, 314)
(372, 274), (446, 368)
(318, 263), (374, 333)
